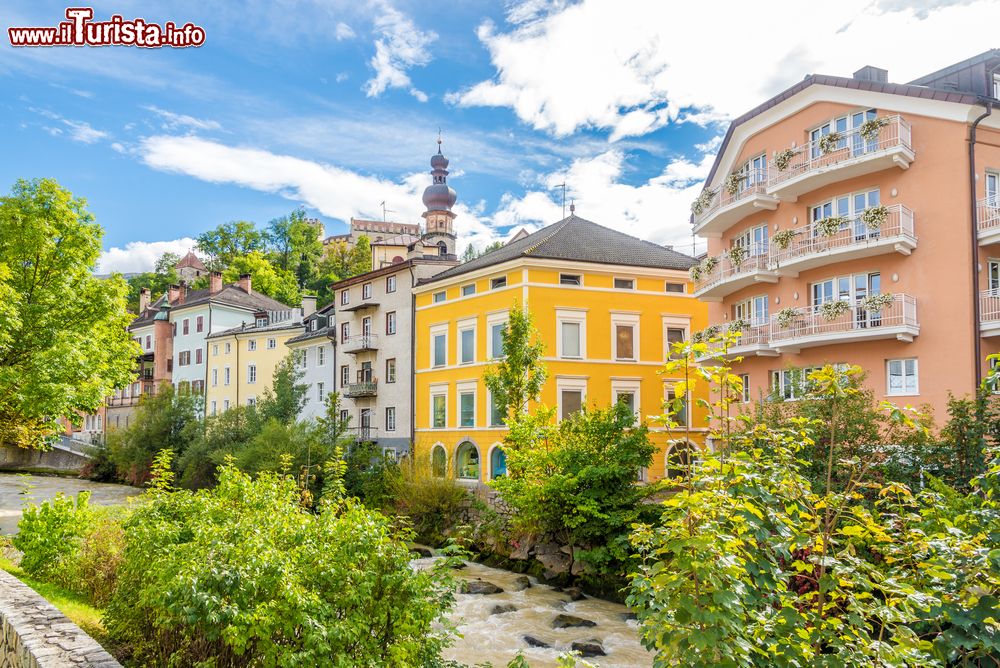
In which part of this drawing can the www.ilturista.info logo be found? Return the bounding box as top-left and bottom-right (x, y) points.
(8, 8), (206, 48)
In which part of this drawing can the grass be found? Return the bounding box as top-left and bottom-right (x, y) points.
(0, 555), (108, 642)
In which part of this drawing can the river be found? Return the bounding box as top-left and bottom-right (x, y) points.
(0, 472), (141, 534)
(0, 474), (652, 666)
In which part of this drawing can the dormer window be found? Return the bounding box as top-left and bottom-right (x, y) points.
(255, 317), (268, 327)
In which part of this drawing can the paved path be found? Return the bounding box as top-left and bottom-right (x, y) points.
(0, 473), (140, 534)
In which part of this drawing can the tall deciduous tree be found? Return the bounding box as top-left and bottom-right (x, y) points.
(266, 208), (324, 288)
(222, 251), (300, 306)
(0, 178), (139, 447)
(483, 302), (548, 420)
(196, 220), (267, 270)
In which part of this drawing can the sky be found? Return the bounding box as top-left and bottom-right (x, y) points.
(2, 0), (999, 273)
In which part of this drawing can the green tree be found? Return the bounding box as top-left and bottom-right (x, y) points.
(196, 220), (267, 270)
(124, 251), (180, 313)
(267, 208), (324, 288)
(254, 352), (309, 425)
(0, 178), (139, 448)
(461, 240), (505, 262)
(483, 302), (548, 420)
(153, 251), (181, 275)
(222, 250), (300, 306)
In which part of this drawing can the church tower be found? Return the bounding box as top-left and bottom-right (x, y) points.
(420, 137), (458, 257)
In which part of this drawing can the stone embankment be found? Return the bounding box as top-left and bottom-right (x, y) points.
(0, 570), (120, 668)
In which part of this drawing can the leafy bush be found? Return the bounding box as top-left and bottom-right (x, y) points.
(104, 454), (455, 667)
(392, 462), (469, 546)
(343, 439), (402, 510)
(13, 491), (93, 580)
(66, 513), (126, 606)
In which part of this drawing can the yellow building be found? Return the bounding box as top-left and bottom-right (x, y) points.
(205, 311), (305, 414)
(413, 214), (709, 484)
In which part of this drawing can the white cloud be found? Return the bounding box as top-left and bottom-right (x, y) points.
(335, 22), (356, 40)
(450, 0), (1000, 139)
(143, 105), (221, 132)
(364, 1), (437, 101)
(98, 238), (200, 274)
(61, 119), (108, 144)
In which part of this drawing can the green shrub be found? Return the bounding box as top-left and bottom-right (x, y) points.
(66, 514), (126, 606)
(13, 491), (93, 580)
(392, 462), (469, 546)
(104, 455), (456, 667)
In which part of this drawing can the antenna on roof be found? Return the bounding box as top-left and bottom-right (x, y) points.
(552, 182), (567, 219)
(379, 201), (395, 222)
(569, 200), (575, 214)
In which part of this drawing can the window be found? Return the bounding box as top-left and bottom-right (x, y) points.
(560, 274), (581, 286)
(341, 323), (349, 343)
(740, 374), (750, 403)
(248, 339), (257, 351)
(224, 399), (230, 410)
(146, 335), (152, 348)
(432, 392), (447, 428)
(665, 441), (692, 480)
(386, 407), (396, 432)
(432, 330), (447, 367)
(666, 327), (685, 348)
(614, 319), (638, 361)
(211, 368), (218, 386)
(462, 284), (476, 296)
(196, 316), (204, 333)
(887, 359), (918, 396)
(267, 338), (276, 349)
(431, 445), (447, 477)
(386, 311), (397, 335)
(459, 324), (475, 364)
(182, 319), (190, 335)
(488, 317), (508, 359)
(341, 365), (349, 387)
(225, 342), (231, 354)
(317, 382), (325, 402)
(614, 388), (637, 416)
(987, 171), (999, 203)
(386, 275), (396, 293)
(211, 400), (217, 415)
(459, 390), (475, 427)
(248, 364), (257, 384)
(362, 283), (372, 300)
(490, 276), (507, 289)
(665, 282), (685, 293)
(490, 446), (507, 479)
(614, 277), (635, 290)
(195, 348), (203, 364)
(556, 310), (587, 359)
(433, 291), (446, 303)
(212, 344), (219, 356)
(341, 290), (349, 305)
(733, 295), (770, 326)
(255, 317), (268, 327)
(489, 392), (505, 427)
(455, 442), (480, 480)
(317, 345), (325, 366)
(770, 366), (834, 400)
(339, 409), (349, 425)
(246, 397), (256, 407)
(665, 386), (688, 426)
(560, 389), (583, 420)
(298, 349), (308, 368)
(178, 350), (191, 366)
(224, 367), (231, 386)
(810, 109), (876, 159)
(733, 224), (769, 257)
(386, 358), (396, 383)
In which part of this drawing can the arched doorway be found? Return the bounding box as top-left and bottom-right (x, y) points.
(455, 441), (480, 481)
(431, 444), (447, 478)
(489, 445), (507, 479)
(665, 440), (693, 481)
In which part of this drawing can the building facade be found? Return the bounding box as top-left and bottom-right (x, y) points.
(690, 51), (1000, 420)
(412, 214), (708, 484)
(285, 301), (337, 422)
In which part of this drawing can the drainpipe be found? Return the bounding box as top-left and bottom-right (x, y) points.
(409, 264), (417, 458)
(970, 101), (993, 389)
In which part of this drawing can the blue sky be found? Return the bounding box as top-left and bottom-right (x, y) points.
(2, 0), (998, 272)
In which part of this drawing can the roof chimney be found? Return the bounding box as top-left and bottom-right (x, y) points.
(301, 295), (317, 317)
(167, 284), (181, 305)
(853, 65), (888, 83)
(238, 273), (252, 295)
(210, 271), (223, 295)
(138, 287), (150, 313)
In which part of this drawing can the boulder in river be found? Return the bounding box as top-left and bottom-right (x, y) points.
(523, 635), (551, 649)
(490, 604), (517, 615)
(621, 611), (638, 621)
(571, 639), (606, 657)
(512, 575), (531, 591)
(409, 545), (433, 558)
(552, 613), (596, 629)
(461, 579), (504, 595)
(564, 586), (586, 601)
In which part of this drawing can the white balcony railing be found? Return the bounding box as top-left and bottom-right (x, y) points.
(731, 321), (771, 349)
(341, 334), (379, 353)
(770, 294), (918, 350)
(770, 204), (916, 269)
(977, 196), (1000, 242)
(693, 244), (775, 298)
(344, 381), (378, 398)
(981, 290), (1000, 337)
(767, 116), (913, 196)
(693, 169), (775, 229)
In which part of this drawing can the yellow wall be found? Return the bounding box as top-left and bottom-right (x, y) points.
(413, 260), (709, 483)
(206, 327), (300, 414)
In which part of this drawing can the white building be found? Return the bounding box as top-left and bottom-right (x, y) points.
(285, 301), (336, 422)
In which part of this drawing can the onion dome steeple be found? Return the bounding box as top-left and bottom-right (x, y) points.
(420, 133), (458, 257)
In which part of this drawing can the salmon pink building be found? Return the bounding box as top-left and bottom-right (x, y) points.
(691, 50), (1000, 421)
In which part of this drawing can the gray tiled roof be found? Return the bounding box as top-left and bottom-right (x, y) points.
(286, 308), (335, 345)
(207, 318), (304, 339)
(170, 284), (292, 313)
(423, 215), (697, 284)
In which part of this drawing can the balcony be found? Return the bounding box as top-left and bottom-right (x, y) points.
(341, 334), (379, 354)
(770, 205), (916, 276)
(346, 426), (379, 442)
(697, 322), (777, 361)
(769, 294), (918, 353)
(344, 381), (378, 398)
(980, 290), (1000, 336)
(767, 116), (914, 202)
(340, 300), (379, 312)
(692, 247), (778, 302)
(692, 170), (779, 238)
(977, 196), (1000, 245)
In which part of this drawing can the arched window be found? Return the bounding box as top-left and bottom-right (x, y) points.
(490, 445), (507, 479)
(392, 255), (404, 264)
(455, 441), (480, 480)
(665, 441), (693, 481)
(437, 240), (448, 256)
(431, 444), (447, 478)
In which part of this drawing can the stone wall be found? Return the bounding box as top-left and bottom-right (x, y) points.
(0, 447), (87, 474)
(0, 570), (120, 668)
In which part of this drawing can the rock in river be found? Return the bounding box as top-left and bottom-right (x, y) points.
(523, 635), (551, 649)
(512, 575), (532, 591)
(571, 639), (606, 657)
(552, 613), (596, 629)
(461, 579), (504, 595)
(490, 604), (517, 615)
